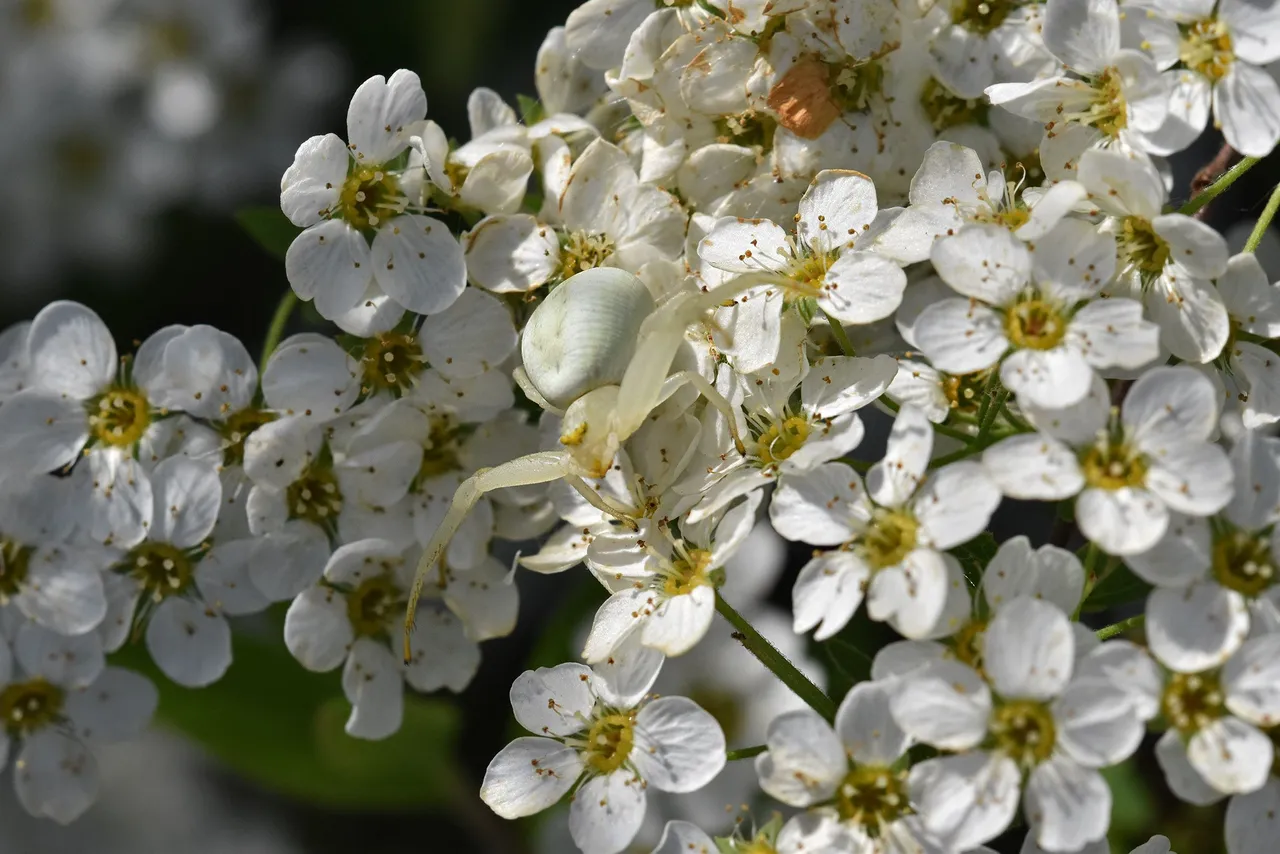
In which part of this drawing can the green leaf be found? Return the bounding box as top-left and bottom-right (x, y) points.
(1081, 559), (1152, 612)
(517, 93), (546, 126)
(950, 532), (998, 585)
(236, 207), (302, 260)
(110, 631), (462, 810)
(1102, 759), (1156, 842)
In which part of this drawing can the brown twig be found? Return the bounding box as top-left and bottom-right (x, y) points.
(1190, 143), (1240, 221)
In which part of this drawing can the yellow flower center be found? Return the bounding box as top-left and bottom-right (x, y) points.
(0, 679), (64, 738)
(584, 712), (636, 775)
(662, 548), (714, 597)
(834, 764), (913, 829)
(1212, 528), (1276, 598)
(714, 110), (777, 149)
(943, 370), (990, 415)
(558, 230), (616, 280)
(755, 416), (812, 466)
(288, 463), (344, 529)
(417, 415), (464, 483)
(337, 166), (406, 231)
(1162, 670), (1225, 736)
(1080, 441), (1148, 490)
(990, 699), (1056, 767)
(1087, 67), (1128, 137)
(361, 332), (425, 396)
(1005, 297), (1068, 351)
(87, 387), (152, 448)
(346, 573), (405, 638)
(1121, 216), (1171, 276)
(0, 539), (32, 599)
(1180, 19), (1234, 82)
(122, 541), (197, 601)
(951, 618), (989, 672)
(218, 407), (277, 468)
(862, 508), (919, 570)
(951, 0), (1021, 33)
(920, 77), (991, 131)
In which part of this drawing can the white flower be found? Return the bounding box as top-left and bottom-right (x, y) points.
(581, 493), (760, 663)
(923, 1), (1057, 99)
(0, 625), (156, 823)
(105, 456), (266, 687)
(983, 368), (1233, 555)
(1215, 252), (1280, 428)
(1129, 0), (1280, 157)
(479, 661), (725, 854)
(280, 71), (467, 322)
(755, 681), (944, 853)
(1151, 632), (1280, 800)
(986, 0), (1169, 173)
(771, 406), (1000, 640)
(1227, 778), (1280, 854)
(284, 539), (486, 739)
(1079, 147), (1231, 363)
(895, 597), (1149, 851)
(698, 169), (907, 367)
(914, 221), (1157, 409)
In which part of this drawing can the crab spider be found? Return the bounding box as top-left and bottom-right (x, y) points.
(403, 267), (763, 661)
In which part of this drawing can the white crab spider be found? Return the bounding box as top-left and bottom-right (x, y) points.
(403, 267), (757, 659)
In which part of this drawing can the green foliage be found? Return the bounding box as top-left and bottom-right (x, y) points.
(820, 609), (895, 699)
(1080, 559), (1153, 612)
(236, 207), (302, 261)
(517, 93), (546, 126)
(110, 630), (462, 810)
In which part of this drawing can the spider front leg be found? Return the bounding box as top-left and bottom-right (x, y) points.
(404, 450), (571, 662)
(661, 370), (747, 455)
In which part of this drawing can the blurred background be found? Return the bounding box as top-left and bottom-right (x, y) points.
(1, 1), (1279, 852)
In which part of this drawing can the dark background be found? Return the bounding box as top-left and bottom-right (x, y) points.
(2, 1), (1278, 851)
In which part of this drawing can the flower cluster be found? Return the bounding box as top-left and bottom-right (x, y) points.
(2, 0), (1279, 849)
(1, 0), (342, 286)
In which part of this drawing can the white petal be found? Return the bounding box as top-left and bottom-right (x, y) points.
(1218, 252), (1280, 337)
(285, 220), (372, 320)
(791, 551), (869, 641)
(1145, 443), (1233, 517)
(1153, 213), (1229, 280)
(983, 536), (1084, 615)
(633, 695), (726, 792)
(15, 622), (104, 688)
(569, 770), (648, 854)
(914, 461), (1001, 550)
(640, 587), (716, 658)
(404, 605), (479, 693)
(1154, 728), (1224, 806)
(14, 731), (98, 824)
(931, 225), (1031, 303)
(1222, 632), (1280, 725)
(1215, 63), (1280, 158)
(889, 660), (992, 750)
(1124, 367), (1219, 448)
(1000, 347), (1095, 411)
(800, 353), (898, 420)
(283, 586), (354, 672)
(1226, 777), (1280, 854)
(1076, 486), (1169, 556)
(1076, 147), (1163, 220)
(582, 588), (649, 665)
(1144, 274), (1230, 364)
(983, 434), (1085, 500)
(371, 215), (467, 315)
(27, 300), (115, 399)
(1187, 716), (1274, 795)
(819, 251), (907, 324)
(1074, 640), (1163, 720)
(0, 391), (88, 479)
(17, 546), (108, 636)
(64, 667), (157, 745)
(771, 462), (867, 546)
(1032, 218), (1116, 300)
(149, 456), (221, 548)
(346, 70), (426, 164)
(910, 753), (1021, 850)
(1042, 0), (1118, 75)
(835, 680), (909, 766)
(1068, 298), (1161, 371)
(1024, 756), (1111, 852)
(1123, 514), (1211, 587)
(984, 597), (1074, 700)
(697, 216), (790, 274)
(914, 299), (1007, 375)
(867, 404), (933, 508)
(341, 637), (404, 739)
(145, 597), (232, 688)
(755, 709), (845, 806)
(464, 214), (559, 293)
(908, 142), (986, 208)
(1146, 582), (1249, 673)
(510, 662), (598, 738)
(280, 133), (347, 227)
(1053, 677), (1145, 767)
(261, 336), (361, 420)
(652, 821), (716, 854)
(479, 737), (582, 818)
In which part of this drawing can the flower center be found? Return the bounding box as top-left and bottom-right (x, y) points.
(87, 386), (152, 448)
(584, 712), (636, 775)
(1080, 441), (1147, 490)
(834, 764), (912, 829)
(950, 618), (988, 672)
(715, 110), (777, 150)
(755, 416), (812, 466)
(0, 679), (64, 738)
(1162, 670), (1225, 736)
(558, 230), (616, 280)
(1086, 67), (1128, 137)
(288, 463), (344, 529)
(662, 548), (714, 597)
(990, 699), (1056, 767)
(337, 166), (406, 231)
(417, 415), (463, 482)
(0, 540), (32, 599)
(920, 77), (990, 131)
(832, 57), (890, 114)
(943, 369), (990, 414)
(862, 508), (919, 570)
(785, 251), (835, 298)
(218, 407), (277, 468)
(361, 332), (425, 396)
(951, 0), (1020, 33)
(122, 541), (197, 600)
(1120, 216), (1171, 276)
(345, 573), (405, 637)
(1211, 528), (1276, 598)
(1005, 296), (1068, 351)
(1180, 19), (1234, 82)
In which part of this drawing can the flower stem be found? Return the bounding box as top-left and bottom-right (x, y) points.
(726, 744), (767, 761)
(716, 594), (836, 722)
(819, 307), (857, 357)
(976, 388), (1008, 443)
(1095, 613), (1145, 641)
(258, 291), (298, 377)
(1245, 182), (1280, 254)
(1179, 156), (1260, 217)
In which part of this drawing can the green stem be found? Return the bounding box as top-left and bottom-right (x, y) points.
(820, 307), (857, 357)
(1095, 614), (1145, 641)
(259, 291), (298, 377)
(1179, 156), (1260, 216)
(878, 395), (975, 444)
(1074, 545), (1107, 619)
(976, 388), (1008, 444)
(1000, 401), (1032, 433)
(1245, 182), (1280, 253)
(716, 594), (836, 722)
(726, 744), (767, 761)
